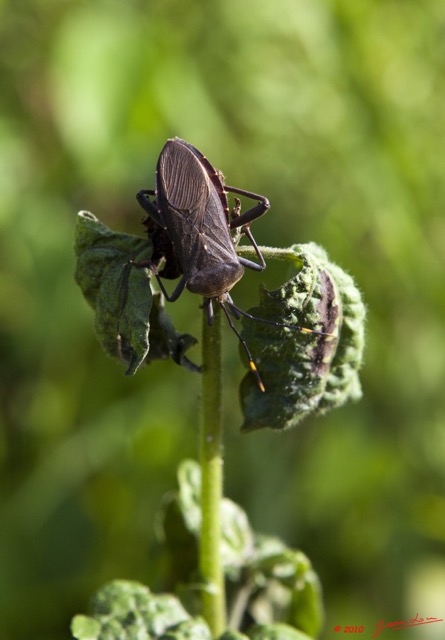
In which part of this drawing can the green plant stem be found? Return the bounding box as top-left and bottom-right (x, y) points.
(237, 244), (303, 265)
(199, 304), (226, 636)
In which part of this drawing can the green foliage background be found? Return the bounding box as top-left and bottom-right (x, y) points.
(1, 1), (444, 638)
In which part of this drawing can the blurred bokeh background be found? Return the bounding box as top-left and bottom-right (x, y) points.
(1, 1), (445, 638)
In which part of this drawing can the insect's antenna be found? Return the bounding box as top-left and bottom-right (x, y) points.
(219, 301), (266, 393)
(226, 299), (335, 338)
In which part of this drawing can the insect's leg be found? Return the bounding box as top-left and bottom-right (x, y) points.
(226, 187), (268, 272)
(225, 293), (241, 319)
(225, 186), (270, 229)
(136, 189), (164, 227)
(219, 301), (265, 393)
(129, 257), (187, 303)
(203, 297), (214, 325)
(237, 226), (266, 273)
(225, 295), (335, 338)
(149, 263), (188, 302)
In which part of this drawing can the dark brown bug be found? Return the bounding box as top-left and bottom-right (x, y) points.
(136, 138), (326, 391)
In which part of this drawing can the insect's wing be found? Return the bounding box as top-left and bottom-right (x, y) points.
(175, 138), (231, 221)
(157, 140), (236, 270)
(199, 185), (239, 265)
(158, 139), (210, 224)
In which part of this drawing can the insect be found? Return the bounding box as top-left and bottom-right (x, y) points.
(136, 137), (326, 391)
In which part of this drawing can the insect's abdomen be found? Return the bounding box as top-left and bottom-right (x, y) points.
(187, 262), (244, 298)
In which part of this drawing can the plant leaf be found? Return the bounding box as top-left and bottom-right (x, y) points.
(94, 258), (153, 375)
(250, 536), (309, 587)
(75, 211), (151, 307)
(74, 211), (199, 375)
(159, 463), (322, 636)
(245, 535), (323, 638)
(240, 243), (366, 431)
(71, 579), (196, 640)
(288, 570), (323, 640)
(247, 623), (313, 640)
(159, 618), (212, 639)
(146, 295), (200, 372)
(70, 615), (101, 640)
(160, 460), (254, 583)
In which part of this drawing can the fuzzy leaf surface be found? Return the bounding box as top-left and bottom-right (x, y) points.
(240, 243), (365, 431)
(71, 579), (195, 640)
(159, 618), (212, 639)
